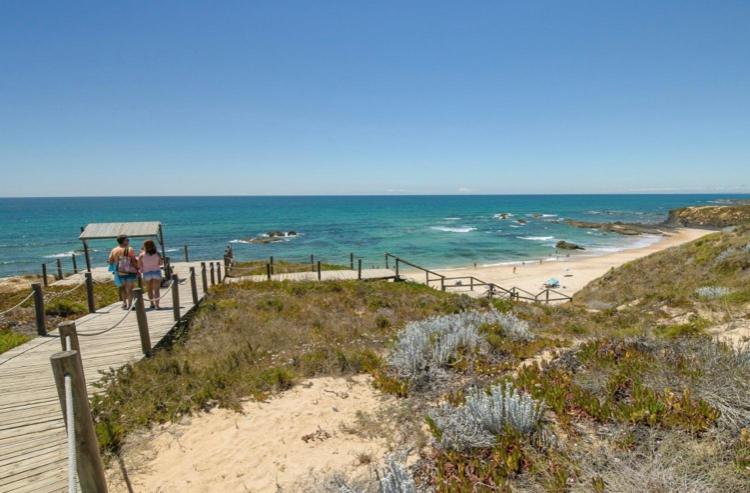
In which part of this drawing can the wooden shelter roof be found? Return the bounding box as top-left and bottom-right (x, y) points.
(79, 221), (161, 240)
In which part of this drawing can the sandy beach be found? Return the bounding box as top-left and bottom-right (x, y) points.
(403, 228), (712, 299)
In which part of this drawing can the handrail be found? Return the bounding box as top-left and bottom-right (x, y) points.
(384, 253), (445, 279)
(384, 253), (571, 304)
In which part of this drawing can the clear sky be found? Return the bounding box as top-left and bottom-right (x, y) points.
(1, 1), (748, 197)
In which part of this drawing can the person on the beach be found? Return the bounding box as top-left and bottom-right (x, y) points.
(108, 235), (139, 310)
(139, 240), (163, 309)
(513, 266), (517, 274)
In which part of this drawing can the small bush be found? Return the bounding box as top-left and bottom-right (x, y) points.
(695, 286), (731, 299)
(429, 383), (543, 451)
(0, 330), (30, 354)
(388, 311), (499, 385)
(379, 455), (417, 493)
(45, 298), (86, 317)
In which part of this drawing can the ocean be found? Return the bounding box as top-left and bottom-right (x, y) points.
(0, 194), (747, 278)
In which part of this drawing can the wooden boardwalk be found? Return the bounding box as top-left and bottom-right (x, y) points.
(0, 260), (217, 493)
(227, 267), (397, 283)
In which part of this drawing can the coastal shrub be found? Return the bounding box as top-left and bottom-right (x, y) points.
(388, 311), (513, 384)
(494, 312), (533, 341)
(695, 286), (731, 299)
(683, 341), (750, 431)
(45, 298), (87, 317)
(378, 455), (417, 493)
(429, 383), (543, 451)
(0, 330), (30, 354)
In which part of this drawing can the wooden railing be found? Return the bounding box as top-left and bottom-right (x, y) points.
(384, 253), (572, 304)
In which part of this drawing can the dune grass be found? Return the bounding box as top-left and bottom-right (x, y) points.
(90, 279), (484, 453)
(575, 225), (750, 310)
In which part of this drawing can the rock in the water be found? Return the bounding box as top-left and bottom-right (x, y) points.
(565, 220), (664, 236)
(243, 230), (299, 244)
(556, 240), (585, 250)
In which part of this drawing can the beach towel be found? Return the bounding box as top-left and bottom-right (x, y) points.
(109, 262), (122, 288)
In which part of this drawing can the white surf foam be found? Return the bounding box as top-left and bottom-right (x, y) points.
(44, 251), (78, 258)
(431, 226), (476, 233)
(517, 236), (555, 241)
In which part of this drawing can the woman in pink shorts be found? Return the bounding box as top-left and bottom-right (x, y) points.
(139, 240), (163, 309)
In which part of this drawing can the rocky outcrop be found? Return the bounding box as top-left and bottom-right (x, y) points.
(243, 231), (298, 244)
(665, 205), (750, 229)
(556, 240), (584, 250)
(565, 220), (665, 236)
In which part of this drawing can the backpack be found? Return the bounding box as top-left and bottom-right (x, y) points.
(117, 247), (137, 274)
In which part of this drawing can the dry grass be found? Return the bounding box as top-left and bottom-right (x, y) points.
(576, 225), (750, 311)
(91, 279), (481, 453)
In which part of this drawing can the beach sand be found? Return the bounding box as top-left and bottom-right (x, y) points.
(403, 228), (712, 299)
(107, 375), (393, 493)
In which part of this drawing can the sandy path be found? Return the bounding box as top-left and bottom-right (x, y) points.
(107, 375), (393, 493)
(403, 228), (711, 299)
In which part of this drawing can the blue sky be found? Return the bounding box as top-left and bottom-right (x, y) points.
(1, 1), (748, 196)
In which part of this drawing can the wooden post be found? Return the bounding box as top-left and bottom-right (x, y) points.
(201, 262), (208, 293)
(32, 283), (46, 336)
(41, 264), (49, 287)
(357, 259), (362, 280)
(395, 259), (400, 278)
(85, 272), (95, 313)
(210, 263), (216, 286)
(83, 240), (92, 272)
(317, 260), (322, 280)
(183, 244), (189, 262)
(440, 277), (446, 291)
(470, 277), (474, 291)
(545, 289), (550, 304)
(385, 253), (389, 269)
(133, 288), (151, 356)
(72, 254), (78, 274)
(50, 351), (109, 493)
(350, 253), (354, 270)
(56, 258), (63, 280)
(425, 271), (429, 285)
(164, 256), (172, 280)
(189, 267), (199, 305)
(269, 256), (274, 275)
(217, 263), (222, 283)
(266, 263), (272, 281)
(171, 274), (180, 321)
(59, 321), (80, 353)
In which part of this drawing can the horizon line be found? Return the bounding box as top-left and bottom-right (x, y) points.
(2, 191), (750, 199)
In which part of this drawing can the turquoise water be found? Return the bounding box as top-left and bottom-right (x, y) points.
(0, 194), (747, 277)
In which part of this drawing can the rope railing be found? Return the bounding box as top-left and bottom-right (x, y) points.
(62, 335), (78, 493)
(44, 280), (86, 301)
(0, 290), (35, 316)
(76, 302), (134, 337)
(64, 371), (78, 493)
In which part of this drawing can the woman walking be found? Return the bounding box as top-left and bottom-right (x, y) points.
(108, 235), (139, 310)
(139, 240), (163, 309)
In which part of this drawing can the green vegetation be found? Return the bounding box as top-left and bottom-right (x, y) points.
(93, 226), (750, 490)
(576, 225), (750, 311)
(0, 281), (120, 353)
(0, 330), (30, 353)
(91, 280), (480, 453)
